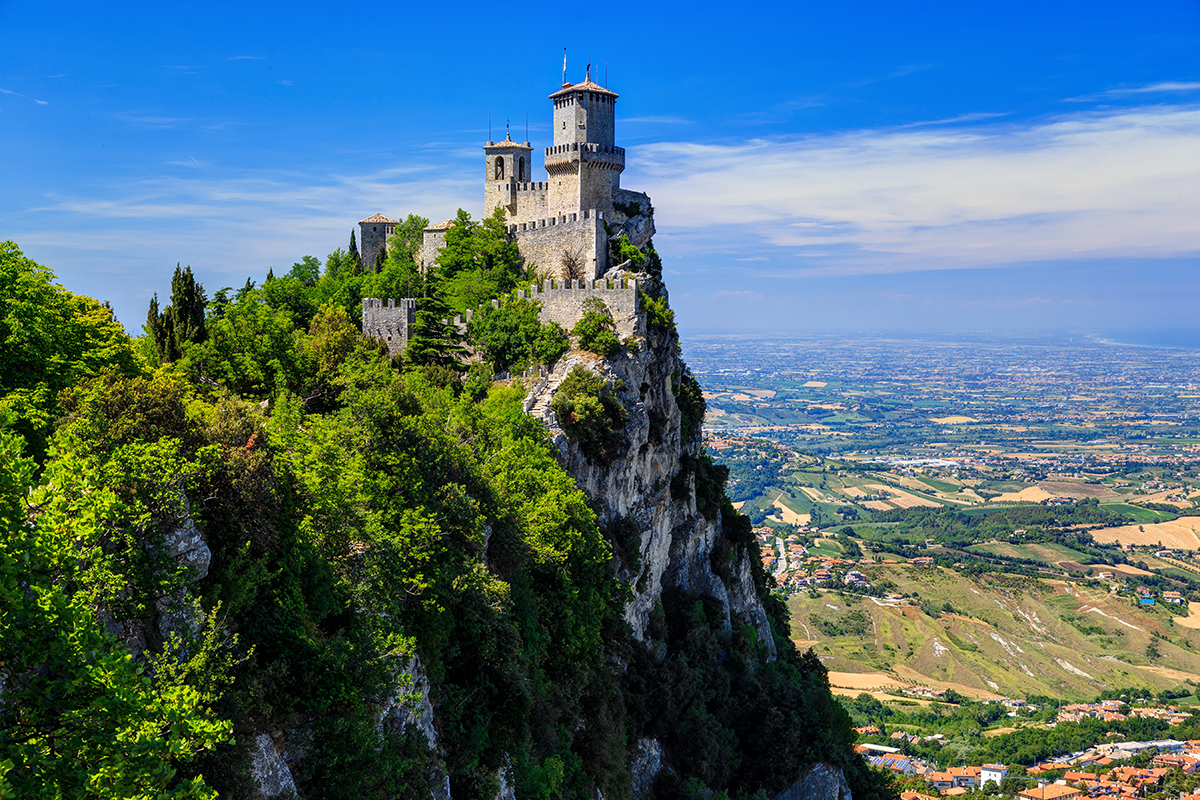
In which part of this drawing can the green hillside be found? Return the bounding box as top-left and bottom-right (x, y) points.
(789, 562), (1200, 702)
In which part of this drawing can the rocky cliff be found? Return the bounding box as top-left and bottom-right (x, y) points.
(530, 281), (776, 660)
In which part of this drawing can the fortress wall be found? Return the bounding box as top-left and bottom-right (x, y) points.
(486, 181), (549, 223)
(362, 298), (417, 358)
(511, 212), (606, 280)
(518, 278), (641, 340)
(613, 188), (651, 216)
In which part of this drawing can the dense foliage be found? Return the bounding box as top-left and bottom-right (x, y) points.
(571, 296), (622, 356)
(550, 366), (629, 463)
(0, 236), (887, 800)
(466, 299), (569, 373)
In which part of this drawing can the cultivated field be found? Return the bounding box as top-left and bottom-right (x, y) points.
(1038, 480), (1119, 500)
(1091, 518), (1200, 549)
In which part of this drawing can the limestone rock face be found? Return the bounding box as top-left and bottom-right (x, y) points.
(164, 514), (211, 580)
(630, 738), (665, 799)
(772, 763), (853, 800)
(532, 302), (776, 658)
(378, 655), (437, 747)
(249, 733), (298, 799)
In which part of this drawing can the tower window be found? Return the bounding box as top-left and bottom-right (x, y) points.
(519, 156), (525, 180)
(495, 157), (505, 180)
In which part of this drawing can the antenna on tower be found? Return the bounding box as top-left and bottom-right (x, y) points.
(605, 60), (608, 87)
(525, 113), (528, 142)
(488, 112), (492, 142)
(562, 48), (567, 85)
(506, 117), (510, 138)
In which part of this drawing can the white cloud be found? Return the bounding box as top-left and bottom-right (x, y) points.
(1103, 81), (1200, 95)
(627, 104), (1200, 276)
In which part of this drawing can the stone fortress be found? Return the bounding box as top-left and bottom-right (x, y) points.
(359, 67), (656, 356)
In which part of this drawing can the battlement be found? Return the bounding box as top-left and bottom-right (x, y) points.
(544, 142), (624, 157)
(508, 209), (606, 234)
(361, 298), (417, 358)
(507, 181), (548, 191)
(362, 298), (417, 310)
(520, 278), (641, 339)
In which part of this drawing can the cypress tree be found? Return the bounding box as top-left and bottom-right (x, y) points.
(149, 264), (207, 362)
(349, 230), (362, 269)
(168, 264), (207, 351)
(145, 293), (167, 361)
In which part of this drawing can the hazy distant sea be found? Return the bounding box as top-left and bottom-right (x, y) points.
(1100, 328), (1200, 351)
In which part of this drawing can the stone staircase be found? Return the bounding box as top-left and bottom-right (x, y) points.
(525, 355), (583, 421)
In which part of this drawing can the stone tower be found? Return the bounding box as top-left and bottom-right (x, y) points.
(483, 133), (534, 218)
(546, 67), (624, 217)
(359, 213), (397, 272)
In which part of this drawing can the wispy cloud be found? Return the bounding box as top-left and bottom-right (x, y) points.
(1067, 81), (1200, 102)
(1104, 81), (1200, 95)
(897, 111), (1009, 128)
(1, 87), (49, 105)
(627, 104), (1200, 276)
(226, 55), (264, 60)
(623, 115), (694, 125)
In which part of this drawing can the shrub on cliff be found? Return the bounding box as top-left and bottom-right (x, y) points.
(571, 297), (621, 356)
(549, 366), (628, 462)
(672, 366), (706, 442)
(640, 289), (675, 335)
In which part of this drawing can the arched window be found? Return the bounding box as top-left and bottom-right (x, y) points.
(519, 156), (525, 180)
(494, 157), (505, 180)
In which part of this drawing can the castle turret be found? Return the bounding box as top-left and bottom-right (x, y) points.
(546, 67), (624, 217)
(359, 213), (397, 271)
(483, 132), (534, 218)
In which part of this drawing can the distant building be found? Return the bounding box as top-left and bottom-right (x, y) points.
(981, 764), (1009, 786)
(1018, 785), (1081, 800)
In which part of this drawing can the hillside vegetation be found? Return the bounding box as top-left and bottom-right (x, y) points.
(0, 235), (889, 800)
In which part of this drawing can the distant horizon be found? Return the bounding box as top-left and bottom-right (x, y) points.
(4, 1), (1199, 336)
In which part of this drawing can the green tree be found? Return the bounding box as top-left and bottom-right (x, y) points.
(0, 241), (138, 461)
(436, 208), (525, 312)
(571, 297), (621, 356)
(385, 214), (430, 267)
(348, 229), (362, 270)
(467, 298), (568, 372)
(404, 281), (464, 368)
(147, 264), (208, 363)
(0, 431), (231, 799)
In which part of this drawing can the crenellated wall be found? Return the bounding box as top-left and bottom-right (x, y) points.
(508, 210), (607, 280)
(361, 298), (416, 358)
(518, 277), (640, 339)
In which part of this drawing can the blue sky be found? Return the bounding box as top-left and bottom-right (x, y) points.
(3, 0), (1199, 338)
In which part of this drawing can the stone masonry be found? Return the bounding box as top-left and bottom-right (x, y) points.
(364, 69), (653, 355)
(422, 68), (645, 280)
(361, 298), (416, 358)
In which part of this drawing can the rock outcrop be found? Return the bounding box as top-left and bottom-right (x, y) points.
(773, 763), (853, 800)
(532, 279), (776, 658)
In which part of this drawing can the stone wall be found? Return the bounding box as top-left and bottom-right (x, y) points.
(362, 298), (416, 358)
(486, 180), (549, 223)
(517, 277), (640, 340)
(510, 211), (607, 280)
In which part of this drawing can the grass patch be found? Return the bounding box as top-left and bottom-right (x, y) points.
(1100, 502), (1174, 523)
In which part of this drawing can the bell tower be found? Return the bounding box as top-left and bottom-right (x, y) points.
(483, 131), (533, 218)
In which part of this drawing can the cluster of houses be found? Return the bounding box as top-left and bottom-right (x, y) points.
(1054, 700), (1193, 726)
(859, 738), (1200, 799)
